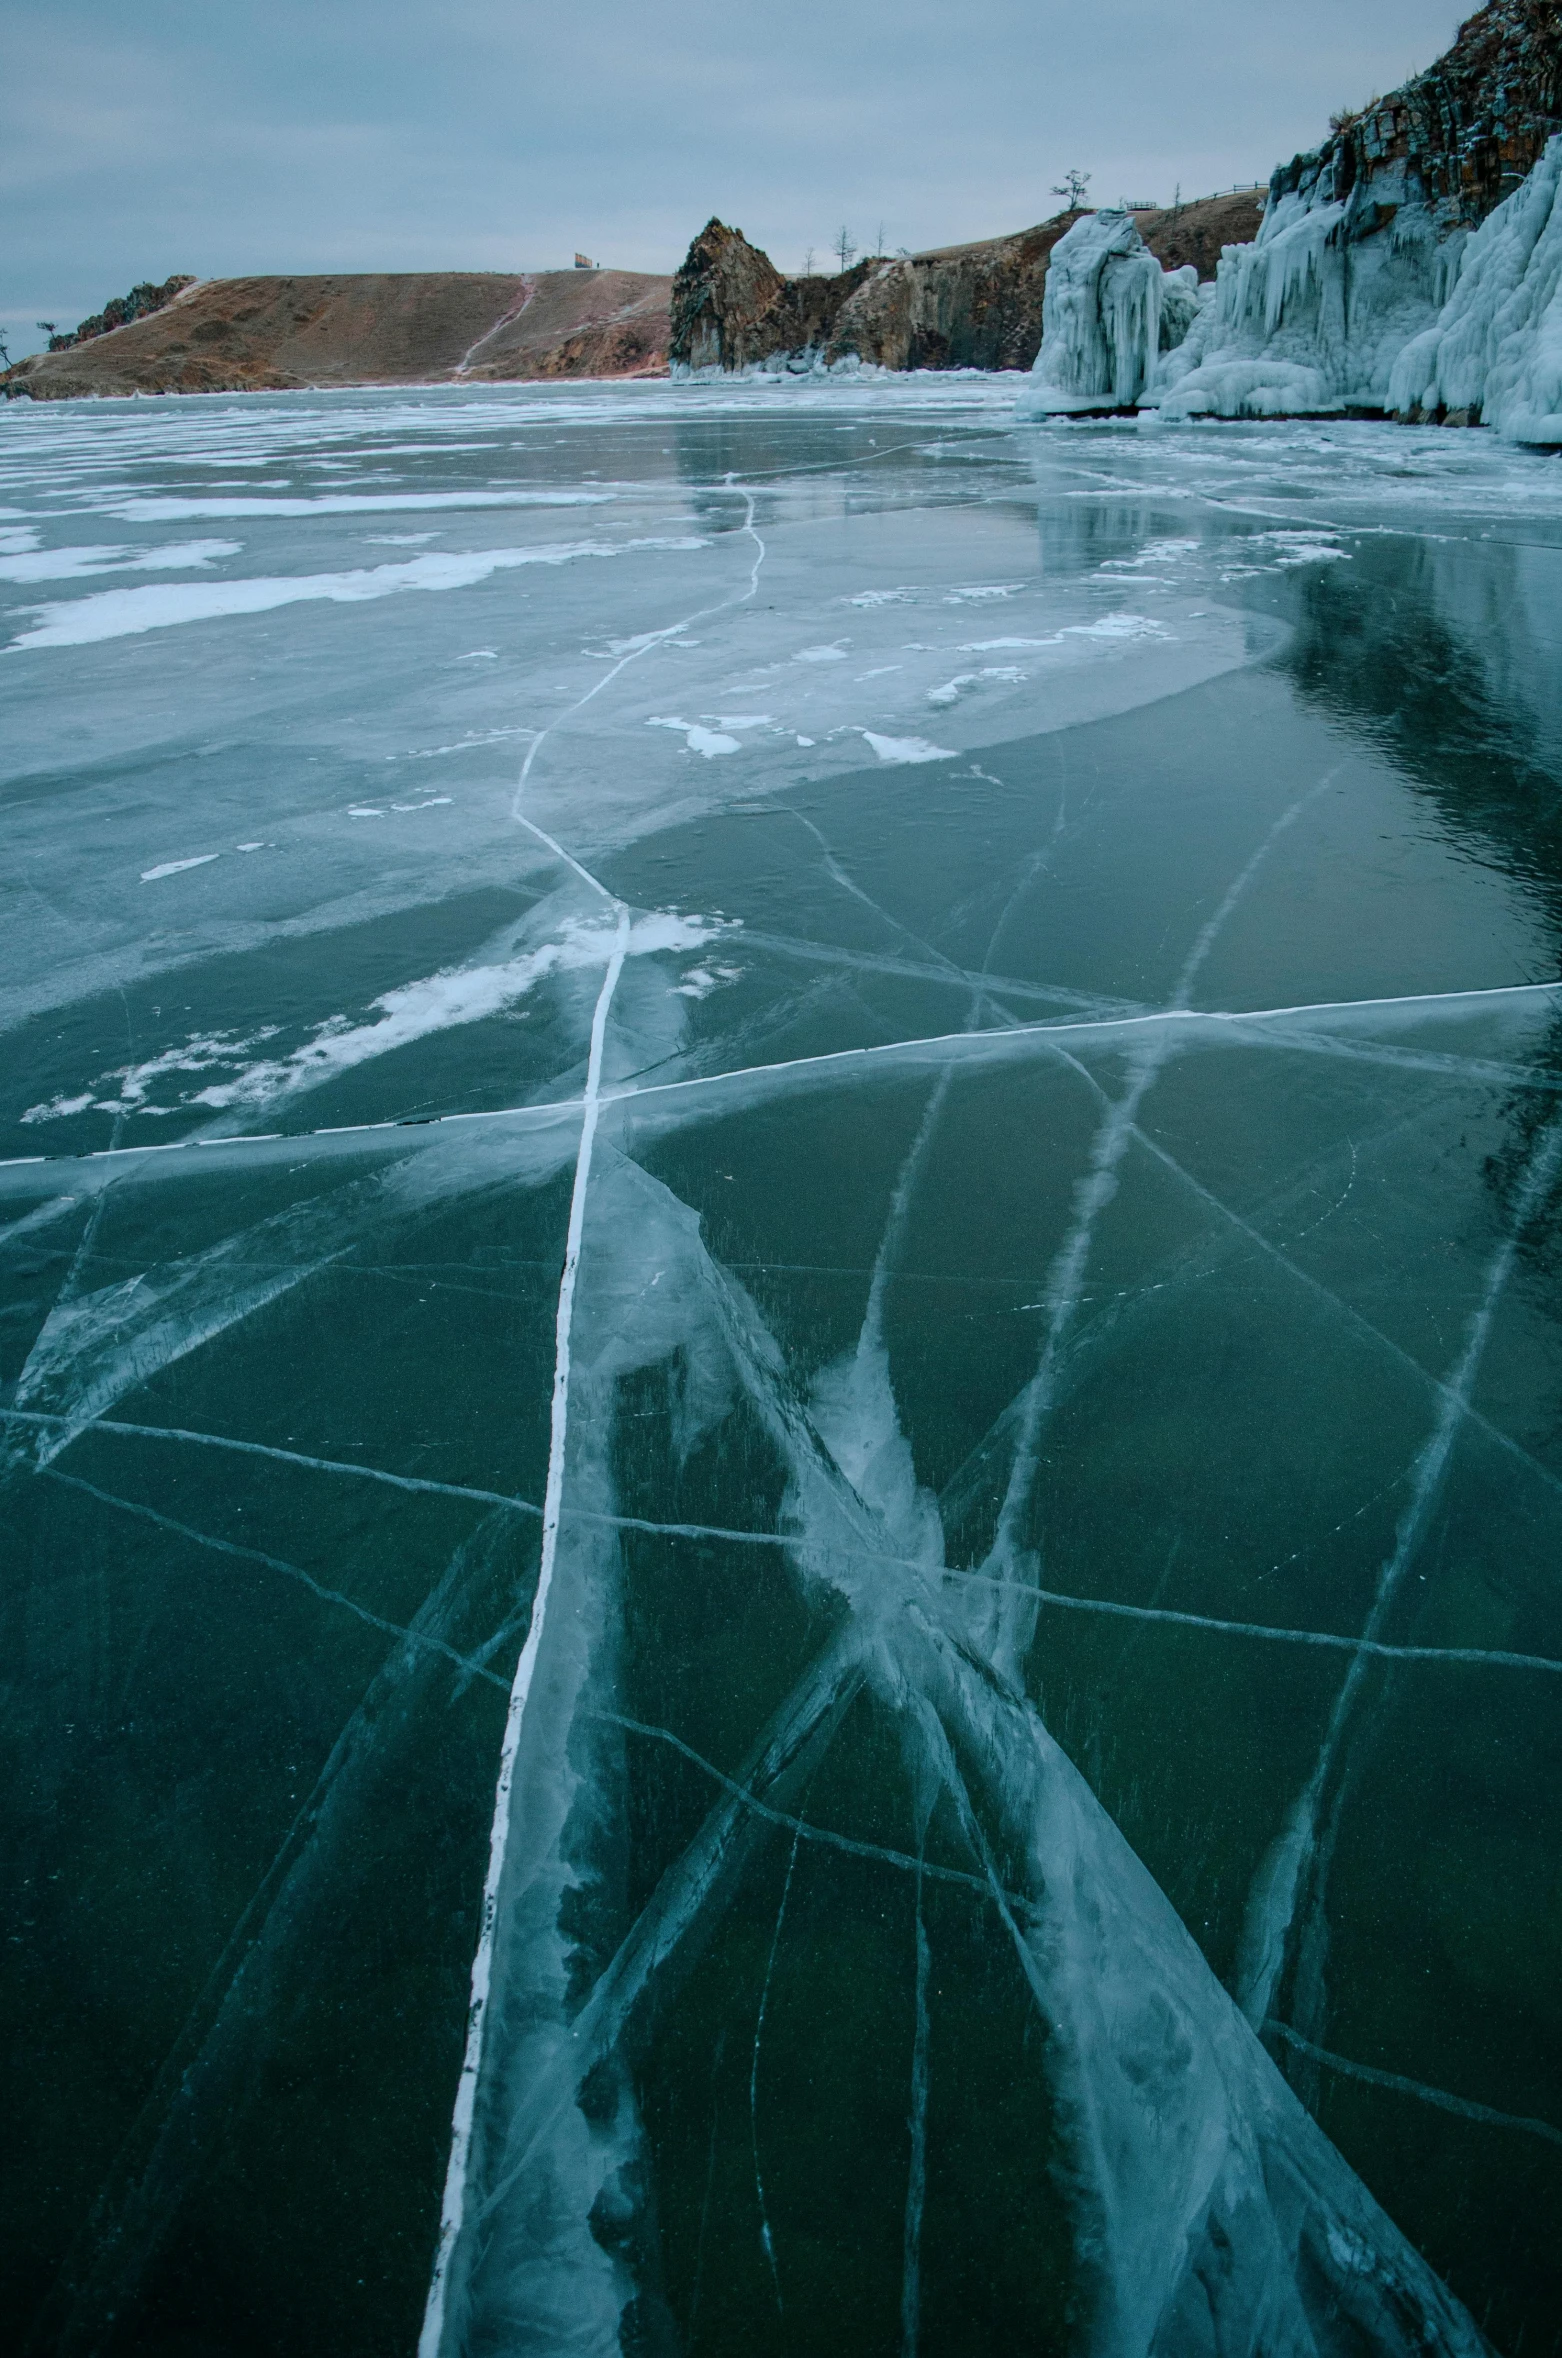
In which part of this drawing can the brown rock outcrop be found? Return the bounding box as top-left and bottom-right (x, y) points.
(3, 269), (672, 400)
(669, 193), (1264, 375)
(826, 225), (1073, 370)
(669, 220), (877, 370)
(1136, 190), (1271, 281)
(42, 273), (196, 351)
(454, 270), (671, 381)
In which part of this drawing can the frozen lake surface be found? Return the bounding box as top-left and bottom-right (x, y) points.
(5, 378), (1562, 2356)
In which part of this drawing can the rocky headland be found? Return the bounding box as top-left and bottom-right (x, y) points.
(668, 193), (1264, 376)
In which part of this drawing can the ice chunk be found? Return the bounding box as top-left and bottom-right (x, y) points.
(140, 854), (221, 881)
(861, 731), (957, 764)
(646, 716), (741, 755)
(1017, 211), (1202, 417)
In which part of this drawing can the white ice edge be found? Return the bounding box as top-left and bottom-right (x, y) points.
(418, 903), (631, 2358)
(3, 978), (1557, 1192)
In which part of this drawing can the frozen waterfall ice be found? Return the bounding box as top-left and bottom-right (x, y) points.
(1390, 134), (1562, 441)
(1015, 212), (1201, 418)
(1022, 132), (1562, 443)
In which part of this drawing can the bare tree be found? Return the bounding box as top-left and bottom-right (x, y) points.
(833, 225), (857, 273)
(802, 247), (816, 277)
(874, 220), (887, 257)
(1051, 169), (1091, 211)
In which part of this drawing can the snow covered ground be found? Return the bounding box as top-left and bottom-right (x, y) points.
(4, 379), (1562, 2357)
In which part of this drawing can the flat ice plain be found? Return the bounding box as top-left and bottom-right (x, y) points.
(5, 376), (1562, 2356)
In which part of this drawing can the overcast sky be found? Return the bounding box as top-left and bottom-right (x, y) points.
(3, 0), (1465, 357)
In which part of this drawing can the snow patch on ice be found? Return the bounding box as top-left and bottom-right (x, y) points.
(22, 1026), (283, 1123)
(673, 961), (743, 1000)
(959, 636), (1062, 651)
(9, 542), (626, 649)
(103, 491), (616, 520)
(140, 854), (221, 881)
(0, 538), (240, 584)
(20, 911), (736, 1130)
(647, 716), (741, 757)
(861, 732), (957, 765)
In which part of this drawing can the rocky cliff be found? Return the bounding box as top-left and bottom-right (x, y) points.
(3, 269), (672, 399)
(1272, 0), (1561, 234)
(669, 193), (1263, 375)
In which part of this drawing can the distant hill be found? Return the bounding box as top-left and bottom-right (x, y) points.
(2, 269), (672, 400)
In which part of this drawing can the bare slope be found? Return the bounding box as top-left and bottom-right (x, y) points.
(3, 270), (672, 400)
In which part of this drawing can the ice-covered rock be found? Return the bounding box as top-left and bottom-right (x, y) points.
(1143, 169), (1458, 420)
(1016, 212), (1201, 417)
(1390, 133), (1562, 440)
(1014, 2), (1562, 431)
(1146, 130), (1562, 438)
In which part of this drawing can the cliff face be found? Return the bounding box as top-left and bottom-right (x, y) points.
(669, 194), (1263, 375)
(1270, 0), (1562, 231)
(4, 270), (672, 399)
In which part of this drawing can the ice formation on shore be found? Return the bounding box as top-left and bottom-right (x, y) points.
(1390, 134), (1562, 440)
(1020, 133), (1562, 443)
(1015, 213), (1199, 417)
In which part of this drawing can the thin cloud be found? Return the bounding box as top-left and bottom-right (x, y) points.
(4, 0), (1464, 351)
